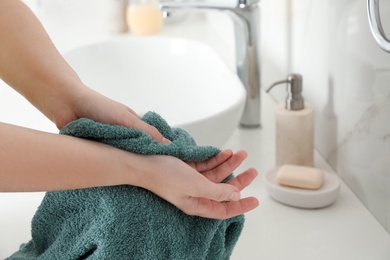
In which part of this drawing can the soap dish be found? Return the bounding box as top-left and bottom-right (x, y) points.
(264, 167), (340, 209)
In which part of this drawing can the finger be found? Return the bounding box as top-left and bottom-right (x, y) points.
(197, 180), (241, 203)
(199, 168), (257, 205)
(193, 197), (259, 220)
(191, 149), (233, 172)
(132, 119), (171, 144)
(226, 168), (258, 191)
(202, 150), (247, 183)
(112, 106), (171, 144)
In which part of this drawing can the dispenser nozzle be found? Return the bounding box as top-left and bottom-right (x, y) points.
(266, 73), (304, 110)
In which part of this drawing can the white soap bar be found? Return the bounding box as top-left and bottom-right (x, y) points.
(276, 164), (324, 190)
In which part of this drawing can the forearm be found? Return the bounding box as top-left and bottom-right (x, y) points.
(0, 0), (85, 126)
(0, 123), (259, 218)
(0, 122), (145, 192)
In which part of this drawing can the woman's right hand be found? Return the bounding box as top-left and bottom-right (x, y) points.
(138, 150), (259, 220)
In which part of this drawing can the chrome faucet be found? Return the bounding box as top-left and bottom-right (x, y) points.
(160, 0), (261, 127)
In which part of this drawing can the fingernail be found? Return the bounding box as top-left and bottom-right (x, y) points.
(230, 192), (241, 201)
(162, 137), (171, 144)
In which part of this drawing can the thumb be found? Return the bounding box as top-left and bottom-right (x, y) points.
(201, 183), (241, 202)
(133, 120), (171, 144)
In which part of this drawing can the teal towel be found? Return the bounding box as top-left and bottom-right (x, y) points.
(8, 112), (244, 260)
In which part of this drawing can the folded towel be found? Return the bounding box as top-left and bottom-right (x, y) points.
(8, 112), (244, 260)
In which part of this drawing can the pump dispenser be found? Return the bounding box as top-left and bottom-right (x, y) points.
(126, 0), (163, 36)
(266, 74), (314, 167)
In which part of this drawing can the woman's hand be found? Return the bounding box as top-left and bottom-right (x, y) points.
(54, 86), (170, 144)
(139, 150), (259, 219)
(0, 1), (257, 219)
(0, 0), (168, 144)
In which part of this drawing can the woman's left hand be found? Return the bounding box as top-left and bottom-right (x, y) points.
(53, 86), (171, 144)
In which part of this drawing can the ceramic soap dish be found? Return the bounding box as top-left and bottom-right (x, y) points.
(264, 168), (341, 209)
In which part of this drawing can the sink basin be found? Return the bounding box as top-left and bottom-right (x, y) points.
(63, 36), (245, 147)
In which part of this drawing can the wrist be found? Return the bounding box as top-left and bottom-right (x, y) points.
(47, 77), (89, 129)
(117, 152), (155, 189)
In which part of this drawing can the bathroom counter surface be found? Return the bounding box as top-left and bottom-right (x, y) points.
(0, 12), (389, 260)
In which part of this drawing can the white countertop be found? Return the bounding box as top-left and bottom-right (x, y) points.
(0, 12), (389, 260)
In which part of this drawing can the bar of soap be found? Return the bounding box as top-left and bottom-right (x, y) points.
(276, 164), (324, 190)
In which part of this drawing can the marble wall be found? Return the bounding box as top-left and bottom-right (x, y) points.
(270, 0), (390, 232)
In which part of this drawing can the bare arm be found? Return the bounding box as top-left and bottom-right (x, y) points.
(0, 0), (259, 219)
(0, 122), (139, 192)
(0, 122), (258, 219)
(0, 0), (167, 142)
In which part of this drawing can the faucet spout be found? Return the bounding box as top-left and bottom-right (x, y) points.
(160, 0), (261, 127)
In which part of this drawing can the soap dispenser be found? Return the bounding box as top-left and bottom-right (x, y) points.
(266, 74), (314, 167)
(127, 0), (164, 36)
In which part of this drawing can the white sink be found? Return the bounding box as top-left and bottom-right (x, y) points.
(63, 36), (245, 147)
